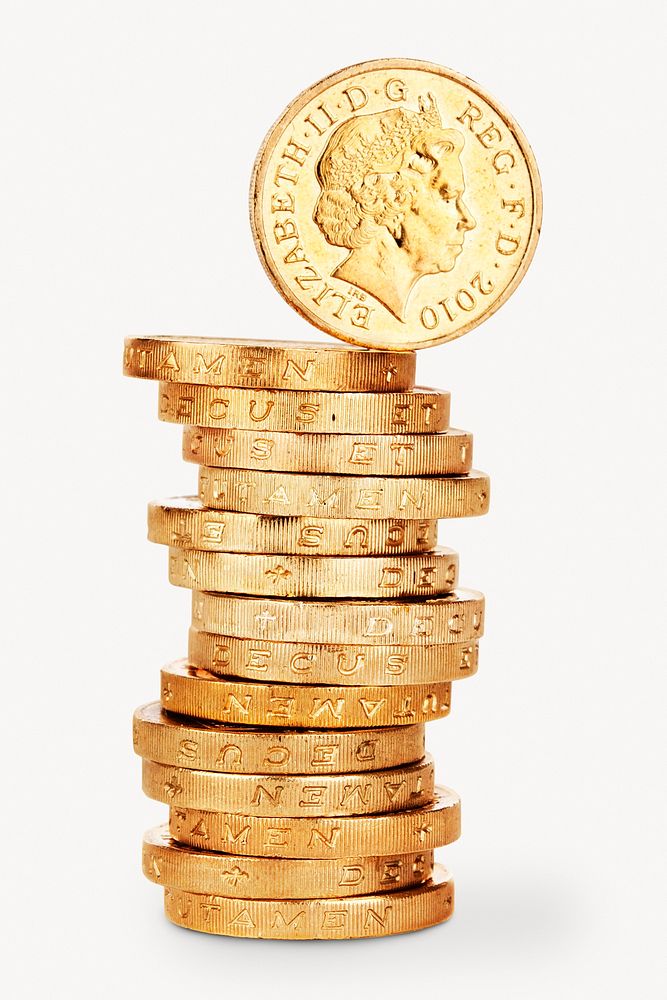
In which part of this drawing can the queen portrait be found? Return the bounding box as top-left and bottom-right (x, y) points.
(313, 94), (476, 321)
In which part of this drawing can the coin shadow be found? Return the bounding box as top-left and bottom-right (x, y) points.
(449, 872), (584, 957)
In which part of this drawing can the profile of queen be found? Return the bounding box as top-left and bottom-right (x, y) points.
(313, 94), (476, 321)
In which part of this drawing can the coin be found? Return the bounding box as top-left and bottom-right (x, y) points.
(158, 382), (449, 433)
(141, 756), (435, 816)
(123, 336), (416, 391)
(191, 589), (485, 645)
(133, 702), (426, 774)
(251, 58), (541, 351)
(163, 865), (454, 938)
(199, 466), (490, 519)
(169, 786), (460, 857)
(188, 629), (479, 685)
(143, 825), (434, 898)
(163, 864), (453, 938)
(168, 546), (458, 599)
(148, 498), (438, 555)
(161, 660), (452, 728)
(183, 425), (473, 475)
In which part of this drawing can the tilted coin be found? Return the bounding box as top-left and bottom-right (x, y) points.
(148, 497), (438, 555)
(133, 702), (426, 774)
(161, 660), (452, 729)
(169, 786), (460, 857)
(251, 58), (541, 351)
(158, 382), (449, 433)
(163, 866), (454, 938)
(123, 336), (416, 391)
(183, 425), (473, 475)
(168, 546), (458, 599)
(199, 466), (490, 519)
(143, 825), (434, 898)
(141, 756), (435, 816)
(188, 628), (480, 685)
(192, 589), (485, 645)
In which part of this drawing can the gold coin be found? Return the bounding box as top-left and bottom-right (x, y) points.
(183, 425), (473, 475)
(192, 589), (485, 645)
(133, 702), (426, 774)
(188, 628), (479, 685)
(148, 497), (438, 555)
(141, 756), (435, 816)
(158, 382), (449, 433)
(143, 825), (434, 898)
(168, 546), (458, 599)
(169, 786), (460, 857)
(123, 336), (416, 391)
(163, 865), (454, 938)
(163, 863), (453, 938)
(199, 466), (490, 519)
(251, 58), (541, 351)
(161, 660), (451, 728)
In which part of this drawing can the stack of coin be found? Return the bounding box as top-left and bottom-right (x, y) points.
(124, 52), (542, 940)
(125, 335), (489, 939)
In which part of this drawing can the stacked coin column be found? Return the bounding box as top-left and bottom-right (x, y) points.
(125, 336), (489, 940)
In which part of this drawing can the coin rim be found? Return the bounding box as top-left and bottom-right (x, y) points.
(123, 336), (416, 390)
(141, 754), (435, 815)
(143, 824), (435, 898)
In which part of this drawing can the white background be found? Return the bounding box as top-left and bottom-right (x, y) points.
(1, 1), (665, 997)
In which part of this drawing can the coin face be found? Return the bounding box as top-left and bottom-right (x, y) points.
(251, 59), (541, 350)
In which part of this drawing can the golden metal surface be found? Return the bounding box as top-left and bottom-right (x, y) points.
(199, 466), (490, 519)
(122, 61), (523, 932)
(158, 382), (450, 433)
(133, 702), (426, 774)
(143, 825), (434, 898)
(123, 336), (416, 390)
(141, 755), (435, 816)
(161, 660), (452, 728)
(148, 497), (438, 554)
(188, 628), (479, 685)
(169, 786), (460, 857)
(191, 588), (485, 645)
(168, 546), (458, 599)
(163, 865), (454, 938)
(251, 58), (541, 351)
(183, 425), (473, 475)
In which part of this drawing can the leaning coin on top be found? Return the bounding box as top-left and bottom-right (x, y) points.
(251, 58), (541, 350)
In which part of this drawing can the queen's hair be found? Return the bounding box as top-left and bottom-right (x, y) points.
(314, 96), (464, 250)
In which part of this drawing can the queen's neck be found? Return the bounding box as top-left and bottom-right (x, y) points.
(333, 232), (421, 321)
